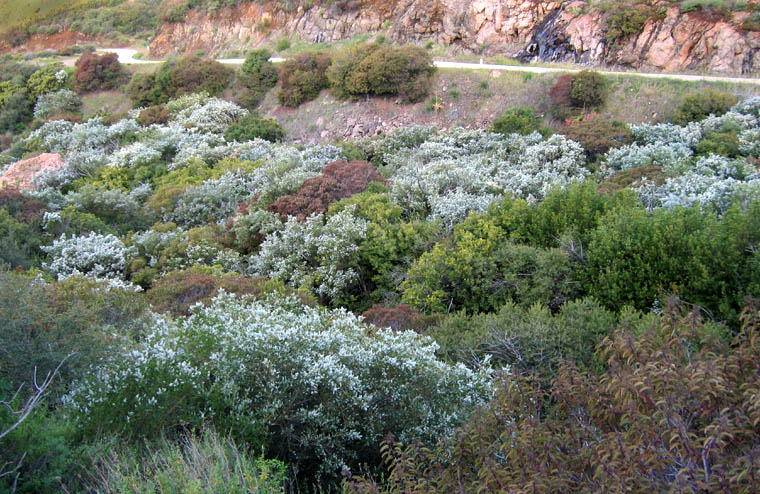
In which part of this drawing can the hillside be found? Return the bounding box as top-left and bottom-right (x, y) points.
(5, 0), (760, 75)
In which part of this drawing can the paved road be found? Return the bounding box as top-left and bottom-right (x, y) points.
(101, 48), (760, 85)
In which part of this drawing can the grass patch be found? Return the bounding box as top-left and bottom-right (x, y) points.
(81, 90), (132, 119)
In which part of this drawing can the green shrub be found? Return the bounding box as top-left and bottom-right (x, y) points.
(88, 428), (287, 494)
(490, 105), (552, 137)
(26, 62), (73, 101)
(128, 55), (234, 107)
(570, 70), (608, 110)
(431, 297), (623, 376)
(605, 8), (650, 42)
(328, 43), (436, 103)
(561, 117), (633, 161)
(276, 38), (291, 51)
(225, 112), (284, 142)
(277, 51), (330, 107)
(237, 49), (278, 108)
(672, 89), (738, 125)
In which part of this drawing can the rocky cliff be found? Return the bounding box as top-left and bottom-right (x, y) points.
(150, 0), (760, 75)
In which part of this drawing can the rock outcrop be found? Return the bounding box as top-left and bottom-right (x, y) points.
(150, 0), (760, 75)
(0, 153), (65, 191)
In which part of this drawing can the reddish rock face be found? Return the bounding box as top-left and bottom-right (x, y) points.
(267, 159), (384, 221)
(0, 153), (65, 191)
(149, 0), (760, 75)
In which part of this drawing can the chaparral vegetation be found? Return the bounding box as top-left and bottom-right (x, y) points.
(1, 30), (759, 494)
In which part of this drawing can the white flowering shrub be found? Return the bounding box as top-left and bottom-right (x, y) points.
(732, 96), (760, 117)
(165, 91), (211, 115)
(168, 170), (258, 227)
(635, 155), (760, 213)
(172, 97), (248, 134)
(738, 128), (760, 157)
(27, 117), (139, 183)
(107, 141), (163, 168)
(630, 122), (702, 147)
(42, 232), (137, 282)
(65, 184), (150, 231)
(65, 292), (492, 479)
(251, 207), (368, 301)
(387, 129), (587, 220)
(699, 111), (758, 134)
(604, 142), (694, 174)
(33, 89), (81, 119)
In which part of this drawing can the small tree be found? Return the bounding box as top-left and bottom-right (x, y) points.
(73, 51), (128, 93)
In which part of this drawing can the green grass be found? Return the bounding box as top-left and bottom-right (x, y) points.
(0, 0), (96, 31)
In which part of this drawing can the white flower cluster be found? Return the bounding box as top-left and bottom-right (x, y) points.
(607, 98), (760, 212)
(33, 89), (81, 120)
(636, 154), (760, 213)
(28, 117), (139, 185)
(251, 207), (367, 300)
(171, 97), (248, 134)
(64, 184), (149, 222)
(167, 170), (258, 227)
(66, 292), (492, 474)
(384, 128), (587, 222)
(42, 231), (137, 283)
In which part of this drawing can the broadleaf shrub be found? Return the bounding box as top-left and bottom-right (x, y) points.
(277, 51), (331, 107)
(328, 43), (436, 103)
(672, 89), (738, 125)
(73, 51), (128, 93)
(66, 292), (492, 485)
(490, 105), (552, 137)
(224, 112), (284, 142)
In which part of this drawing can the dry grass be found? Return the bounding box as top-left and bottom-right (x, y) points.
(81, 90), (133, 119)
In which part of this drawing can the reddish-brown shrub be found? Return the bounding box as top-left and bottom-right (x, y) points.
(277, 51), (331, 107)
(45, 113), (82, 124)
(346, 299), (760, 494)
(147, 270), (267, 317)
(561, 116), (633, 162)
(550, 74), (575, 120)
(74, 51), (129, 93)
(268, 160), (384, 220)
(362, 304), (439, 332)
(137, 105), (170, 126)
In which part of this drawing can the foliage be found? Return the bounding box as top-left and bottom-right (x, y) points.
(33, 88), (81, 120)
(328, 43), (436, 103)
(605, 7), (650, 42)
(224, 112), (284, 143)
(237, 49), (278, 108)
(277, 51), (330, 107)
(345, 299), (758, 494)
(128, 56), (234, 107)
(88, 428), (286, 494)
(137, 104), (170, 126)
(672, 89), (738, 125)
(26, 62), (72, 101)
(550, 71), (607, 119)
(490, 105), (552, 137)
(583, 201), (760, 321)
(41, 231), (137, 286)
(0, 272), (149, 397)
(561, 117), (633, 162)
(65, 292), (492, 485)
(0, 187), (46, 269)
(146, 267), (299, 317)
(267, 159), (383, 221)
(73, 51), (128, 93)
(251, 207), (368, 303)
(570, 70), (608, 110)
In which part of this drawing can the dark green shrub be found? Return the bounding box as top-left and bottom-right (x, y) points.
(570, 70), (608, 110)
(224, 112), (284, 142)
(0, 89), (33, 133)
(605, 8), (650, 42)
(277, 51), (330, 107)
(742, 11), (760, 30)
(490, 105), (552, 137)
(128, 55), (234, 106)
(672, 89), (738, 125)
(26, 62), (72, 101)
(431, 297), (621, 376)
(561, 117), (633, 161)
(328, 44), (436, 103)
(237, 49), (278, 108)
